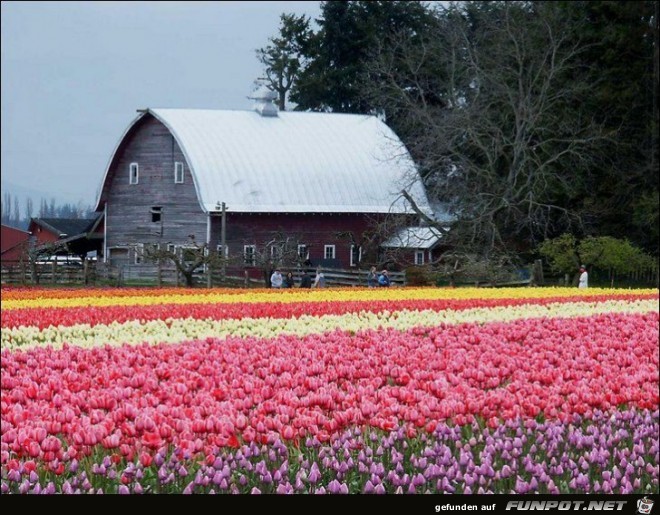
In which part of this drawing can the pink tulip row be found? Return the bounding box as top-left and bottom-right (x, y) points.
(2, 292), (656, 330)
(2, 311), (657, 467)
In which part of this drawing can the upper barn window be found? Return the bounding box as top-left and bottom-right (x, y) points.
(174, 162), (184, 184)
(129, 163), (139, 184)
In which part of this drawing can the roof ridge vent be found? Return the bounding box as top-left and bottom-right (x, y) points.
(248, 85), (279, 117)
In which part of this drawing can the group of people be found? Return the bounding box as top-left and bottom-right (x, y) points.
(271, 264), (589, 289)
(367, 266), (391, 287)
(269, 269), (324, 288)
(270, 266), (392, 289)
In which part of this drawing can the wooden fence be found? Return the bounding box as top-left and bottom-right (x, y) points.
(3, 260), (656, 288)
(1, 262), (406, 288)
(1, 262), (93, 285)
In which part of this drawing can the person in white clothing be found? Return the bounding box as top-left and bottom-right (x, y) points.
(313, 271), (326, 288)
(578, 265), (588, 288)
(270, 269), (283, 288)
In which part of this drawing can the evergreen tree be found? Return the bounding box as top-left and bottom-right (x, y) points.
(290, 1), (435, 114)
(255, 13), (314, 110)
(557, 1), (658, 254)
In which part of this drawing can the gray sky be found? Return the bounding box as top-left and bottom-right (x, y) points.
(1, 0), (322, 210)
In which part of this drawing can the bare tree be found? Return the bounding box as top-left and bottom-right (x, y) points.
(25, 197), (33, 222)
(244, 233), (311, 287)
(17, 239), (69, 285)
(363, 1), (610, 261)
(140, 235), (227, 288)
(12, 196), (20, 227)
(1, 193), (10, 224)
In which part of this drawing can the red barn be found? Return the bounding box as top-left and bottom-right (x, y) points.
(94, 88), (432, 275)
(1, 224), (30, 265)
(27, 217), (104, 258)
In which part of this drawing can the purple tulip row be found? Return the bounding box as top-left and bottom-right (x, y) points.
(2, 408), (658, 494)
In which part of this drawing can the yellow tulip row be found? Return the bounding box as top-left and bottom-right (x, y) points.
(2, 286), (656, 311)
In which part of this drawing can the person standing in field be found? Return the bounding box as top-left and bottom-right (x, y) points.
(367, 266), (378, 288)
(300, 270), (312, 288)
(578, 265), (588, 289)
(378, 269), (391, 287)
(270, 269), (283, 289)
(313, 271), (326, 288)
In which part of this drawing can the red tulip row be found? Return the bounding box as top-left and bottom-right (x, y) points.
(2, 292), (656, 330)
(2, 311), (657, 466)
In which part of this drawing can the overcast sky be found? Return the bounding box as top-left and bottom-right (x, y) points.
(1, 1), (322, 210)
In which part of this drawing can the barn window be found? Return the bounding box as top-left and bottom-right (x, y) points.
(138, 243), (160, 263)
(180, 246), (199, 266)
(350, 245), (362, 267)
(297, 244), (309, 261)
(324, 245), (335, 260)
(415, 250), (425, 265)
(174, 162), (184, 184)
(270, 244), (283, 262)
(244, 245), (256, 266)
(217, 244), (229, 258)
(166, 244), (176, 254)
(151, 206), (162, 223)
(129, 163), (139, 184)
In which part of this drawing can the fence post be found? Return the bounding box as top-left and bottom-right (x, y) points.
(83, 259), (89, 285)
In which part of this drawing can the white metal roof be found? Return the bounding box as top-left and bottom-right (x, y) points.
(381, 226), (443, 249)
(98, 108), (430, 214)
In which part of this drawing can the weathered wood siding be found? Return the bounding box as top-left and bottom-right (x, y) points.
(102, 115), (206, 261)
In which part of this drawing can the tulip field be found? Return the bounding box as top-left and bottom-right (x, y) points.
(1, 286), (658, 494)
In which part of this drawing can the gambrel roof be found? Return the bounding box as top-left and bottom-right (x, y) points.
(96, 108), (431, 215)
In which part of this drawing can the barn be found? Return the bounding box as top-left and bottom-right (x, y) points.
(94, 88), (432, 277)
(1, 224), (30, 265)
(27, 217), (103, 259)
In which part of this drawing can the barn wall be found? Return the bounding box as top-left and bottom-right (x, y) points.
(103, 115), (206, 257)
(30, 226), (60, 245)
(1, 226), (30, 264)
(209, 212), (382, 269)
